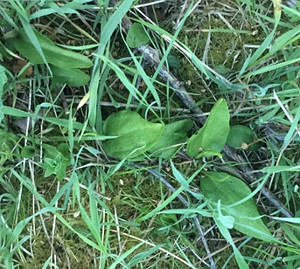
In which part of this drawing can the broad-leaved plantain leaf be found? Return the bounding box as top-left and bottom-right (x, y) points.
(51, 65), (90, 86)
(201, 172), (274, 242)
(14, 28), (92, 69)
(227, 125), (260, 151)
(126, 23), (149, 48)
(187, 98), (230, 158)
(103, 110), (164, 159)
(149, 119), (193, 159)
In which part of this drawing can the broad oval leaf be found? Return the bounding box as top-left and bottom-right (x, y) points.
(21, 146), (37, 158)
(149, 119), (193, 159)
(103, 110), (164, 159)
(201, 172), (273, 242)
(167, 54), (180, 74)
(187, 98), (230, 158)
(126, 23), (149, 48)
(227, 125), (260, 151)
(14, 28), (92, 69)
(51, 65), (90, 86)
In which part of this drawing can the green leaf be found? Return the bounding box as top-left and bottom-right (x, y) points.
(102, 110), (164, 159)
(41, 143), (71, 180)
(14, 28), (92, 69)
(21, 146), (36, 158)
(167, 54), (180, 73)
(187, 98), (230, 158)
(149, 119), (193, 159)
(51, 65), (90, 87)
(227, 125), (260, 151)
(201, 172), (274, 242)
(42, 158), (58, 178)
(42, 144), (60, 160)
(220, 215), (235, 229)
(126, 23), (149, 48)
